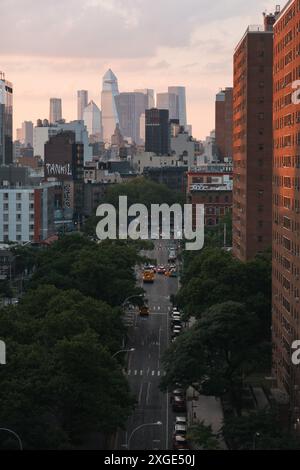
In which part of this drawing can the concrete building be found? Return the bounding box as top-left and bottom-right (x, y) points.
(272, 0), (300, 428)
(143, 166), (187, 194)
(21, 121), (33, 147)
(77, 90), (88, 121)
(49, 98), (62, 124)
(0, 182), (55, 243)
(0, 72), (13, 166)
(187, 163), (233, 227)
(198, 131), (217, 165)
(132, 150), (188, 174)
(145, 108), (170, 156)
(168, 86), (187, 128)
(215, 88), (233, 161)
(33, 120), (92, 162)
(232, 18), (275, 261)
(101, 69), (120, 143)
(44, 131), (84, 223)
(157, 92), (179, 120)
(171, 129), (197, 169)
(134, 89), (155, 109)
(115, 92), (146, 144)
(83, 100), (102, 142)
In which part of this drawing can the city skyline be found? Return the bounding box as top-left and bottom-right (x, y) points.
(1, 0), (277, 140)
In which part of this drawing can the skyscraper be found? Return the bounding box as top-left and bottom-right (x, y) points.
(101, 69), (120, 143)
(134, 89), (155, 109)
(115, 92), (146, 144)
(272, 1), (300, 426)
(215, 88), (233, 162)
(83, 100), (102, 141)
(232, 18), (274, 262)
(145, 108), (170, 156)
(157, 92), (179, 120)
(168, 86), (187, 128)
(49, 98), (62, 124)
(21, 121), (34, 147)
(77, 90), (88, 121)
(0, 71), (13, 165)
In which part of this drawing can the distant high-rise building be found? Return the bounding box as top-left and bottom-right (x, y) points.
(77, 90), (88, 121)
(0, 71), (13, 165)
(101, 69), (120, 143)
(232, 19), (274, 262)
(157, 92), (179, 120)
(168, 86), (187, 128)
(115, 92), (146, 144)
(134, 89), (155, 109)
(49, 98), (62, 124)
(145, 108), (170, 155)
(83, 100), (102, 141)
(21, 121), (33, 147)
(16, 128), (23, 142)
(215, 88), (233, 161)
(272, 1), (300, 426)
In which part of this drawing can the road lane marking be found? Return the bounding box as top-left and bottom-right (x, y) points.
(158, 371), (161, 377)
(140, 370), (143, 376)
(134, 370), (138, 376)
(138, 383), (143, 404)
(146, 383), (151, 405)
(128, 370), (131, 376)
(152, 371), (155, 376)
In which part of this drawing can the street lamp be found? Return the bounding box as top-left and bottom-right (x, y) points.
(126, 422), (162, 450)
(253, 432), (260, 450)
(112, 348), (135, 359)
(0, 428), (23, 450)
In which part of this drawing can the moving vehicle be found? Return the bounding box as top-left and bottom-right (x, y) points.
(139, 305), (150, 317)
(157, 265), (166, 274)
(143, 270), (155, 283)
(168, 250), (177, 262)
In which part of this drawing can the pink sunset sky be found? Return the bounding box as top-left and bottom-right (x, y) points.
(1, 0), (277, 141)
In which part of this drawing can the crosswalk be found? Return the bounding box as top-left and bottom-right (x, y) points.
(127, 369), (166, 377)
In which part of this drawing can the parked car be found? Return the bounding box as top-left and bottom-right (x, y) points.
(173, 435), (189, 450)
(175, 416), (187, 426)
(174, 424), (187, 436)
(172, 395), (186, 412)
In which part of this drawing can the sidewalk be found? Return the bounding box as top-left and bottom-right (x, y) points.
(187, 387), (227, 449)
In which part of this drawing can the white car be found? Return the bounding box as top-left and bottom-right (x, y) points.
(176, 416), (187, 426)
(174, 424), (187, 436)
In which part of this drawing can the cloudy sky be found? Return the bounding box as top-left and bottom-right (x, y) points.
(1, 0), (277, 140)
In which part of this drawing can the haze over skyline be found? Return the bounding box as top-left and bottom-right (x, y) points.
(1, 0), (276, 140)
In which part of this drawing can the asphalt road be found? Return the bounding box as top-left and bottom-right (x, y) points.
(116, 239), (180, 451)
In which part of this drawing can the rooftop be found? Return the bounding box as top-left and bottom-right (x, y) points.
(190, 182), (233, 192)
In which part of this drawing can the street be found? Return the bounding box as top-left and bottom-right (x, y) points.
(116, 240), (180, 451)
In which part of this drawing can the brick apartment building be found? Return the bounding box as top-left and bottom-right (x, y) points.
(232, 15), (276, 261)
(272, 0), (300, 427)
(187, 163), (233, 227)
(215, 88), (233, 162)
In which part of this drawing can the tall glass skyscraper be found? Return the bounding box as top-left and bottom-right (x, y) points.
(49, 98), (62, 124)
(77, 90), (88, 121)
(101, 69), (120, 143)
(83, 100), (102, 141)
(0, 72), (13, 166)
(168, 86), (187, 128)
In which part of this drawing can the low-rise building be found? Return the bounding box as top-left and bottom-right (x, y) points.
(187, 163), (233, 226)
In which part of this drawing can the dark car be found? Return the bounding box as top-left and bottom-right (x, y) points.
(173, 435), (189, 450)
